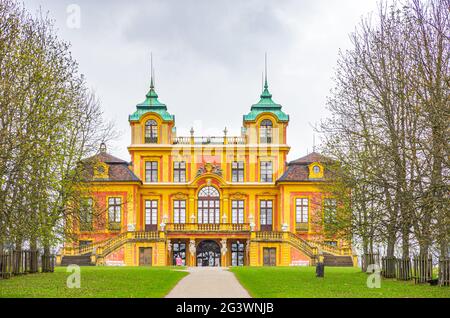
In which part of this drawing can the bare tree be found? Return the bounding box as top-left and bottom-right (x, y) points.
(319, 0), (449, 260)
(0, 0), (114, 261)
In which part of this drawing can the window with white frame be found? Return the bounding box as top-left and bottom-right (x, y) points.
(260, 119), (273, 144)
(173, 200), (186, 224)
(232, 161), (244, 182)
(145, 120), (158, 143)
(145, 161), (158, 182)
(173, 161), (186, 182)
(232, 200), (244, 224)
(145, 200), (158, 231)
(80, 197), (93, 231)
(260, 161), (273, 182)
(295, 198), (309, 223)
(324, 198), (337, 224)
(108, 197), (121, 226)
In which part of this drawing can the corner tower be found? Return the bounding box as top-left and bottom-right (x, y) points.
(129, 64), (175, 145)
(243, 59), (289, 145)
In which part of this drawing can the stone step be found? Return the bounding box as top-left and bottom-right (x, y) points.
(323, 255), (353, 267)
(61, 255), (93, 266)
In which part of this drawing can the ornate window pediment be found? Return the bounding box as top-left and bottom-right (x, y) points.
(196, 162), (222, 177)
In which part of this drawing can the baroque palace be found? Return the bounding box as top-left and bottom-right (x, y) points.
(59, 68), (355, 267)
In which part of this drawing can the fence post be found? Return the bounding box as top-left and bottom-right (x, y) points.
(439, 258), (449, 287)
(396, 257), (412, 281)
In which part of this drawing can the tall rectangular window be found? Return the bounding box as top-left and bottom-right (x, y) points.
(173, 161), (186, 183)
(145, 161), (158, 183)
(260, 200), (273, 231)
(173, 200), (186, 224)
(296, 198), (309, 223)
(231, 161), (244, 182)
(145, 200), (158, 231)
(260, 161), (273, 182)
(324, 198), (337, 224)
(80, 198), (93, 231)
(108, 197), (121, 230)
(231, 242), (245, 266)
(232, 200), (244, 224)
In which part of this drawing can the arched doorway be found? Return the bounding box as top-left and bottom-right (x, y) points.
(196, 240), (221, 267)
(197, 186), (220, 224)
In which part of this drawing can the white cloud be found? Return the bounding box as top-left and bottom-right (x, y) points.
(23, 0), (379, 160)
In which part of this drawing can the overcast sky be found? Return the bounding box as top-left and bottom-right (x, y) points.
(24, 0), (379, 161)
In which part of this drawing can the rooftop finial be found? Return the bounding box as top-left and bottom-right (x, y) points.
(262, 71), (264, 92)
(264, 52), (268, 89)
(150, 52), (154, 89)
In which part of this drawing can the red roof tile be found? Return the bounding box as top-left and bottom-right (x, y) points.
(82, 152), (140, 182)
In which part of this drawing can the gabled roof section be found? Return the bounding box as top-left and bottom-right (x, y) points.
(289, 152), (328, 165)
(82, 151), (141, 183)
(84, 152), (127, 164)
(277, 152), (331, 183)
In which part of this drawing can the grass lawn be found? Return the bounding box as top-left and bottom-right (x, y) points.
(0, 266), (188, 298)
(230, 266), (450, 298)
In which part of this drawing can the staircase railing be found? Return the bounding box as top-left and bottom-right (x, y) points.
(254, 231), (284, 241)
(96, 231), (161, 257)
(286, 232), (317, 258)
(165, 223), (251, 232)
(307, 240), (352, 256)
(78, 238), (110, 255)
(251, 231), (317, 259)
(96, 232), (129, 257)
(64, 231), (162, 259)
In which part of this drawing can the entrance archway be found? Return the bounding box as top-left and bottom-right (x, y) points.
(196, 240), (221, 267)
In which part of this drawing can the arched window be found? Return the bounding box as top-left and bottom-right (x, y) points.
(260, 119), (273, 144)
(145, 120), (158, 143)
(197, 186), (220, 224)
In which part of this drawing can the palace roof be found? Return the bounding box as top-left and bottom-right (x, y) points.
(83, 151), (141, 183)
(289, 152), (328, 165)
(277, 152), (331, 183)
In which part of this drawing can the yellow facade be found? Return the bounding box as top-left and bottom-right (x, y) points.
(61, 73), (353, 267)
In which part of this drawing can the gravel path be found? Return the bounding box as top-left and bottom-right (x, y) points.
(165, 267), (251, 298)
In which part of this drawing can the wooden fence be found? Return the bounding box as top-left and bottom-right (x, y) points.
(412, 256), (433, 284)
(439, 258), (450, 286)
(395, 258), (412, 280)
(367, 253), (450, 286)
(381, 256), (396, 278)
(0, 250), (55, 279)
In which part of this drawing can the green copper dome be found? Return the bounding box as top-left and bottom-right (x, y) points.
(129, 78), (174, 122)
(243, 78), (289, 122)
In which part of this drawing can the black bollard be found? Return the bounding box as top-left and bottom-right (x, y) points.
(316, 262), (325, 278)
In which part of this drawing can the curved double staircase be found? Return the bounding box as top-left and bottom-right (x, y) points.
(251, 231), (354, 266)
(60, 230), (354, 267)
